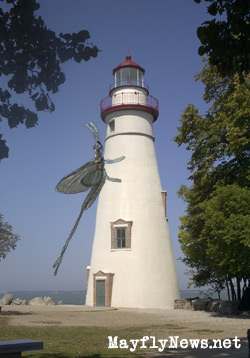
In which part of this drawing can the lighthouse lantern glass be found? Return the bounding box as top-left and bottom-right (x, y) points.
(115, 68), (144, 88)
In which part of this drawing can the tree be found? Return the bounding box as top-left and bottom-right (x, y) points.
(174, 60), (250, 300)
(175, 60), (250, 189)
(0, 0), (99, 161)
(178, 184), (250, 300)
(201, 185), (250, 300)
(0, 213), (20, 260)
(194, 0), (250, 76)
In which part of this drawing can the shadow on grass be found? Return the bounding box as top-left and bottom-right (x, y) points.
(24, 355), (102, 358)
(24, 355), (137, 358)
(24, 353), (145, 358)
(1, 310), (33, 316)
(210, 313), (250, 320)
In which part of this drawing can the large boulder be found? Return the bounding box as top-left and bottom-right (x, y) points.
(43, 296), (54, 305)
(28, 297), (46, 306)
(28, 296), (54, 306)
(218, 300), (238, 315)
(207, 300), (221, 312)
(174, 299), (189, 309)
(0, 294), (14, 305)
(192, 298), (212, 311)
(12, 298), (28, 305)
(174, 299), (195, 310)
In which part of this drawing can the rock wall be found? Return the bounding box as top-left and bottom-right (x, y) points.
(174, 297), (245, 315)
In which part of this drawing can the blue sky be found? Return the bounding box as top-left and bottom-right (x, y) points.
(0, 0), (211, 292)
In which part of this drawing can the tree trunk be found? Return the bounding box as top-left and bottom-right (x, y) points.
(229, 278), (236, 301)
(236, 277), (241, 300)
(226, 279), (231, 301)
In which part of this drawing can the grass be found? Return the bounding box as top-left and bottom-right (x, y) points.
(191, 329), (225, 335)
(0, 316), (174, 357)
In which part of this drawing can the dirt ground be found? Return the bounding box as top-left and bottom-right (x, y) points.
(1, 304), (249, 339)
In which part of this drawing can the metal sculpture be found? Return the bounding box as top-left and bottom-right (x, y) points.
(53, 122), (125, 275)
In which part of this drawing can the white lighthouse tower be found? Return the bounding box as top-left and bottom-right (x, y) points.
(85, 54), (180, 308)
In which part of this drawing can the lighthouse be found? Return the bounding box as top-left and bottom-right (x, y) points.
(85, 54), (180, 308)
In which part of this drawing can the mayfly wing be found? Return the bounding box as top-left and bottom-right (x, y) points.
(53, 174), (106, 276)
(105, 156), (125, 164)
(56, 161), (103, 194)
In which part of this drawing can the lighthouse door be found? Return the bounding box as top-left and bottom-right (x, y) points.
(96, 280), (106, 306)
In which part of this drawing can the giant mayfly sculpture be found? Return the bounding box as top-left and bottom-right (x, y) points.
(53, 122), (125, 276)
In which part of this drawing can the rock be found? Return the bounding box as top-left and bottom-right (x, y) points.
(174, 299), (193, 310)
(183, 301), (193, 310)
(192, 298), (212, 311)
(239, 311), (250, 317)
(28, 297), (46, 306)
(43, 296), (54, 305)
(0, 294), (14, 305)
(208, 300), (221, 312)
(28, 296), (54, 306)
(187, 296), (200, 301)
(174, 299), (189, 309)
(12, 298), (28, 305)
(176, 296), (240, 315)
(218, 300), (238, 315)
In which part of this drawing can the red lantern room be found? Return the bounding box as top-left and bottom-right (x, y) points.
(113, 54), (145, 88)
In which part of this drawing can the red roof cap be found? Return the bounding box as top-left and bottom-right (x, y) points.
(113, 54), (145, 75)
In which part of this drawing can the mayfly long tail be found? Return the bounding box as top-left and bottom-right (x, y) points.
(53, 176), (105, 276)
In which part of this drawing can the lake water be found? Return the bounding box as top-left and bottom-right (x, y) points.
(0, 289), (229, 305)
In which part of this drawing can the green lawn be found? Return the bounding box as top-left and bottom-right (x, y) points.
(0, 316), (166, 357)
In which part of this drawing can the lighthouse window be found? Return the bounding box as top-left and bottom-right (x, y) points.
(110, 219), (132, 250)
(109, 119), (115, 132)
(115, 227), (127, 249)
(120, 68), (138, 85)
(123, 68), (130, 84)
(115, 71), (121, 87)
(130, 68), (137, 84)
(115, 68), (144, 87)
(138, 70), (144, 87)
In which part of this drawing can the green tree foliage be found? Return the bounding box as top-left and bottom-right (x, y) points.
(175, 61), (250, 189)
(174, 61), (250, 299)
(0, 0), (99, 161)
(0, 213), (20, 261)
(178, 184), (250, 300)
(194, 0), (250, 76)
